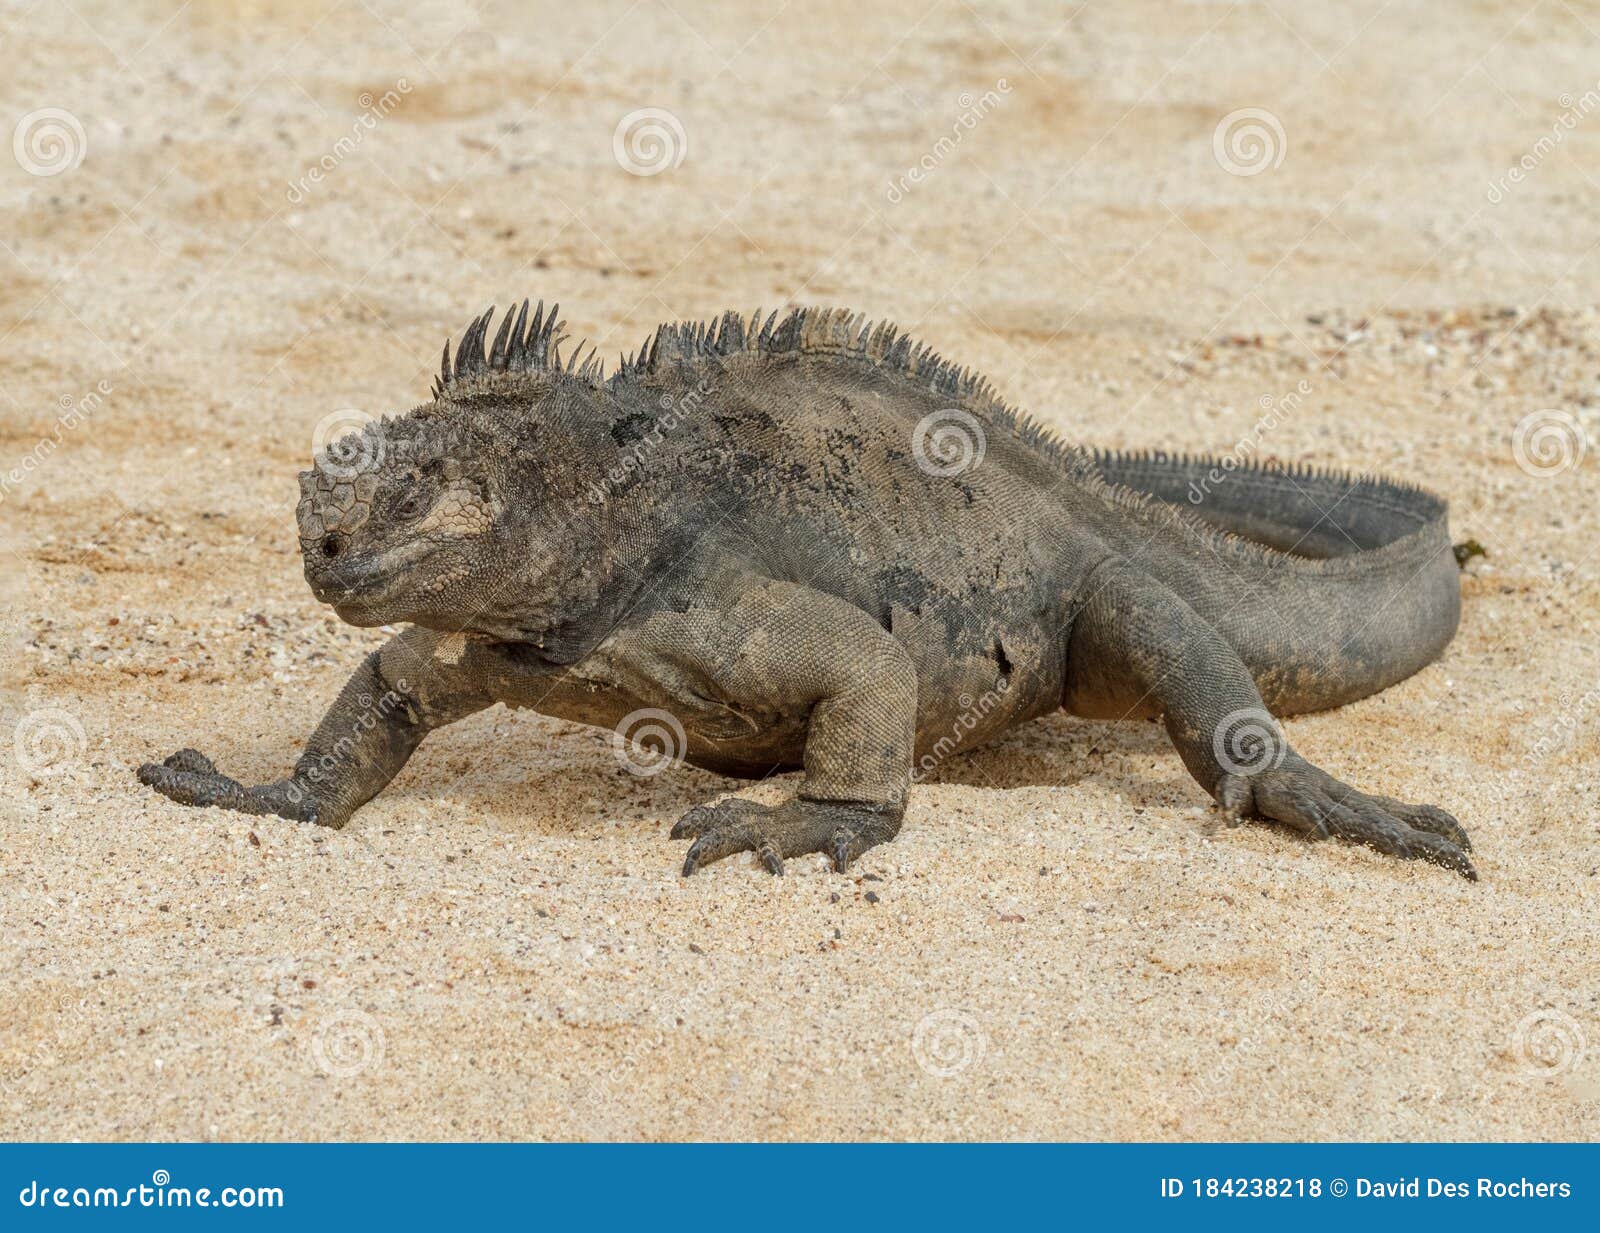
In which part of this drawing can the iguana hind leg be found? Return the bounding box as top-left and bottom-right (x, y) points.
(1063, 559), (1475, 879)
(622, 579), (917, 876)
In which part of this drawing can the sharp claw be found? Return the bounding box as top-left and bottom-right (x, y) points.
(1216, 772), (1250, 826)
(1436, 816), (1472, 852)
(671, 805), (719, 840)
(1436, 845), (1477, 881)
(671, 800), (894, 879)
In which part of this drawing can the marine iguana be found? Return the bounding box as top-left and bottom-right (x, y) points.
(138, 302), (1475, 879)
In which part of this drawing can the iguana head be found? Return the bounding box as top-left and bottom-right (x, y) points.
(297, 417), (507, 627)
(295, 301), (640, 638)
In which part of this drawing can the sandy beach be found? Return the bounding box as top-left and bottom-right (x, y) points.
(2, 0), (1598, 1139)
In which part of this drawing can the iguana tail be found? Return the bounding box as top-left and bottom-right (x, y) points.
(1086, 449), (1461, 715)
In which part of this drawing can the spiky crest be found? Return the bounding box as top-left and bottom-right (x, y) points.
(434, 299), (574, 398)
(425, 303), (1449, 573)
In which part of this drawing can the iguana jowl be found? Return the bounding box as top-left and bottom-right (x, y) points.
(139, 302), (1475, 879)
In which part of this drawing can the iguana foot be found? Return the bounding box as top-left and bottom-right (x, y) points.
(1219, 757), (1475, 880)
(671, 797), (903, 877)
(137, 749), (319, 823)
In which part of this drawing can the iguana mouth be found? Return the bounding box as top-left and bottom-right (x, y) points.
(304, 539), (440, 616)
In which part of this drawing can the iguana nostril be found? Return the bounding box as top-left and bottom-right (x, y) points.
(321, 534), (342, 559)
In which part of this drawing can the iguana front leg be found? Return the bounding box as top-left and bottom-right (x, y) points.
(630, 579), (917, 876)
(138, 628), (494, 827)
(1064, 559), (1476, 879)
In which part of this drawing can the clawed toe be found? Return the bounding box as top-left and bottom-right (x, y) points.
(754, 839), (784, 876)
(1244, 762), (1476, 880)
(1375, 798), (1471, 851)
(673, 798), (901, 878)
(828, 828), (854, 874)
(669, 804), (721, 841)
(138, 759), (238, 808)
(681, 819), (761, 876)
(139, 748), (226, 799)
(164, 748), (218, 775)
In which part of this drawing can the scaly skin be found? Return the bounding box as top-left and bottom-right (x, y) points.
(138, 302), (1475, 879)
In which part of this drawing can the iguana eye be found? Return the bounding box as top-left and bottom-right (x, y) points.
(392, 482), (429, 521)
